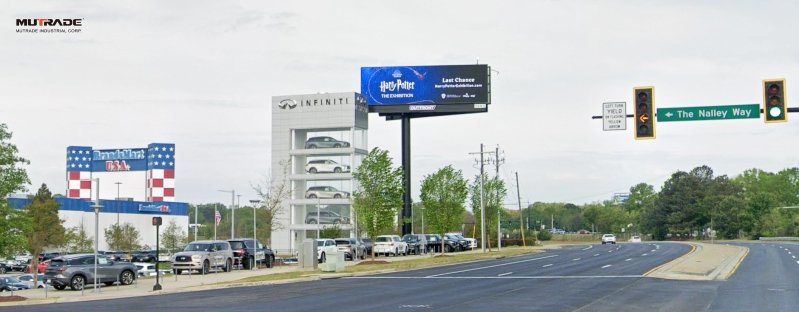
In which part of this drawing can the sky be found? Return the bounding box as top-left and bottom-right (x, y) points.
(2, 1), (798, 208)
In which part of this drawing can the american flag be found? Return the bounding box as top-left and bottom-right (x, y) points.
(66, 146), (93, 171)
(147, 144), (176, 170)
(215, 210), (222, 226)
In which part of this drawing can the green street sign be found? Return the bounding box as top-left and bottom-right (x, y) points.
(657, 104), (760, 122)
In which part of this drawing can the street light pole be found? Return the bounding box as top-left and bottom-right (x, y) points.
(218, 190), (235, 239)
(249, 199), (261, 270)
(91, 178), (103, 293)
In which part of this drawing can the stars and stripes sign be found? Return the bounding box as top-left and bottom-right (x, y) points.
(146, 143), (176, 202)
(215, 210), (222, 226)
(66, 146), (93, 200)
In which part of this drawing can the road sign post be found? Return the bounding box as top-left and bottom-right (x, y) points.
(602, 102), (626, 131)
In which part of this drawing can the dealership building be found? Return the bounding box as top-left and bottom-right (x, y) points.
(10, 143), (188, 251)
(270, 92), (368, 253)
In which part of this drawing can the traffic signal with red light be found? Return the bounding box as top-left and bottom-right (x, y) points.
(764, 79), (787, 123)
(634, 86), (656, 140)
(152, 217), (162, 226)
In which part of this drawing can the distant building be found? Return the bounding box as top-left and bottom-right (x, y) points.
(612, 192), (630, 204)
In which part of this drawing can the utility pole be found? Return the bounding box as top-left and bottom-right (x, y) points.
(494, 146), (504, 251)
(469, 144), (494, 253)
(516, 172), (526, 247)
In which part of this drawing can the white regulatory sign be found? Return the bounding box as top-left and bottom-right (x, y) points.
(602, 102), (626, 131)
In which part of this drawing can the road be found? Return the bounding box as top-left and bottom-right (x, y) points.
(6, 242), (693, 312)
(9, 242), (799, 311)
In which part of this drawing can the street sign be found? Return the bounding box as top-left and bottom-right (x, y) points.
(657, 104), (760, 122)
(602, 102), (626, 131)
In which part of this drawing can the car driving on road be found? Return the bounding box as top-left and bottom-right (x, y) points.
(601, 234), (617, 244)
(44, 254), (137, 291)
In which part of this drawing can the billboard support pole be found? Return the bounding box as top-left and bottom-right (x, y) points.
(402, 115), (412, 236)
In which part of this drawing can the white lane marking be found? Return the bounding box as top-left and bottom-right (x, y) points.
(498, 272), (513, 277)
(572, 258), (581, 261)
(581, 245), (593, 251)
(593, 254), (600, 257)
(796, 261), (799, 265)
(655, 245), (660, 250)
(792, 256), (796, 259)
(425, 254), (559, 277)
(352, 275), (643, 280)
(788, 251), (792, 255)
(608, 250), (613, 253)
(625, 258), (632, 262)
(601, 265), (612, 269)
(642, 253), (648, 256)
(542, 264), (553, 268)
(650, 250), (656, 252)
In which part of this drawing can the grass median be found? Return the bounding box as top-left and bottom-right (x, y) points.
(234, 246), (542, 284)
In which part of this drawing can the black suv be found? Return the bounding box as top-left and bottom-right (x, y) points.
(305, 136), (350, 149)
(131, 250), (157, 262)
(425, 234), (443, 253)
(401, 234), (427, 255)
(443, 234), (466, 252)
(228, 239), (275, 269)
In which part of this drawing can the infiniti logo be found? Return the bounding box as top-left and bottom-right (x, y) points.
(278, 99), (298, 109)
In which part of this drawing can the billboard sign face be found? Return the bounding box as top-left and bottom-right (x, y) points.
(361, 65), (491, 108)
(91, 148), (148, 172)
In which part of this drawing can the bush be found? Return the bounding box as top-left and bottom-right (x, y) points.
(536, 230), (552, 241)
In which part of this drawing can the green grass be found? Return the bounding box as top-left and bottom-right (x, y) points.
(231, 247), (542, 284)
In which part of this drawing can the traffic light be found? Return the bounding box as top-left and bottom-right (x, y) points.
(764, 79), (787, 123)
(634, 86), (656, 140)
(152, 216), (162, 226)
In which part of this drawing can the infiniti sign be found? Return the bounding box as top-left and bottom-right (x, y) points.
(278, 99), (297, 109)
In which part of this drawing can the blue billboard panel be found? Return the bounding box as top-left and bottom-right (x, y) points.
(361, 65), (490, 106)
(90, 148), (148, 172)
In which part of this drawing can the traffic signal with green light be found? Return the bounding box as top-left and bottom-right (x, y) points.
(764, 79), (787, 123)
(634, 86), (656, 140)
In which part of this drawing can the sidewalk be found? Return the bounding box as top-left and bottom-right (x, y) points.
(645, 242), (749, 281)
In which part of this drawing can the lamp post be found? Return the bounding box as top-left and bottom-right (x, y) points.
(249, 199), (261, 270)
(114, 182), (122, 228)
(218, 190), (235, 239)
(91, 178), (103, 293)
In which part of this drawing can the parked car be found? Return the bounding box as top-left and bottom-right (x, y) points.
(629, 236), (642, 243)
(38, 252), (65, 262)
(549, 228), (566, 235)
(401, 234), (427, 255)
(171, 240), (235, 275)
(425, 234), (443, 253)
(306, 159), (350, 174)
(443, 234), (467, 252)
(0, 276), (30, 291)
(17, 274), (49, 289)
(131, 250), (157, 263)
(133, 262), (156, 277)
(305, 136), (350, 149)
(11, 260), (28, 272)
(601, 234), (617, 244)
(373, 235), (408, 257)
(0, 262), (11, 274)
(228, 238), (275, 269)
(44, 254), (138, 291)
(105, 251), (131, 262)
(305, 186), (350, 199)
(362, 238), (373, 255)
(446, 232), (476, 250)
(316, 239), (338, 263)
(335, 238), (365, 260)
(305, 211), (349, 224)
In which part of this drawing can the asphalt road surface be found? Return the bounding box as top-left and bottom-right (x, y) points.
(12, 242), (799, 311)
(7, 242), (698, 312)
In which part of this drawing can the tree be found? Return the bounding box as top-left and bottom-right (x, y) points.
(161, 219), (187, 253)
(319, 225), (343, 239)
(420, 165), (468, 253)
(352, 148), (404, 259)
(470, 174), (507, 249)
(252, 160), (292, 244)
(0, 123), (31, 257)
(23, 184), (66, 288)
(61, 225), (93, 254)
(105, 223), (141, 252)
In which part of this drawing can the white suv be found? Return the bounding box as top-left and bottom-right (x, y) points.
(316, 239), (338, 263)
(373, 235), (408, 257)
(601, 234), (617, 245)
(306, 160), (350, 174)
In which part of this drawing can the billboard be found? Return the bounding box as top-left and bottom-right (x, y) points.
(361, 65), (491, 113)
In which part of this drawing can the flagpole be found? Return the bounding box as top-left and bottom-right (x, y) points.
(214, 203), (218, 240)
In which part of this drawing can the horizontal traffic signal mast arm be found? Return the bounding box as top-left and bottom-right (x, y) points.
(591, 107), (798, 119)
